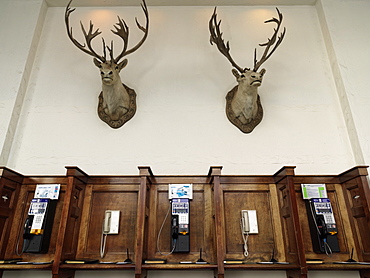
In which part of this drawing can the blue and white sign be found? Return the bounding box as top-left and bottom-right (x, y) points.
(168, 184), (193, 199)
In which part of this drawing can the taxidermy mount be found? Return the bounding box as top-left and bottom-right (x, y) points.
(65, 0), (149, 128)
(209, 7), (286, 133)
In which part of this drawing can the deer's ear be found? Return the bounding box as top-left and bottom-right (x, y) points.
(260, 68), (266, 76)
(116, 59), (128, 71)
(232, 69), (240, 78)
(93, 58), (102, 68)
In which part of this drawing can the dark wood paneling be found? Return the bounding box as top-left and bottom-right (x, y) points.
(77, 185), (139, 261)
(0, 168), (23, 260)
(5, 180), (66, 263)
(2, 165), (370, 278)
(147, 183), (211, 263)
(223, 190), (274, 261)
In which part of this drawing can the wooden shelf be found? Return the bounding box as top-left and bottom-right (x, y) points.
(0, 264), (53, 270)
(60, 263), (135, 270)
(224, 263), (299, 270)
(141, 263), (218, 270)
(307, 263), (370, 270)
(1, 165), (370, 278)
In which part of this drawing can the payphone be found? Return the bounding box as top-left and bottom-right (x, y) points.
(17, 184), (60, 254)
(171, 198), (190, 253)
(22, 198), (57, 253)
(306, 198), (340, 254)
(169, 184), (192, 253)
(100, 210), (120, 258)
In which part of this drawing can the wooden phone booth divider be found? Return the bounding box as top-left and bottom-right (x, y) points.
(1, 165), (370, 278)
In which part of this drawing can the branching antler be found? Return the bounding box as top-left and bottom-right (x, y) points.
(65, 0), (149, 64)
(209, 7), (245, 74)
(253, 8), (286, 71)
(65, 0), (107, 62)
(111, 0), (149, 64)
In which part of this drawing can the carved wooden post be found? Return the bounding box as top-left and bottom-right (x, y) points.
(339, 166), (370, 278)
(0, 167), (23, 274)
(135, 166), (152, 278)
(274, 166), (307, 278)
(209, 166), (225, 278)
(53, 167), (88, 278)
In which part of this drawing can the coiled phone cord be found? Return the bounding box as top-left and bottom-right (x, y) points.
(240, 218), (249, 257)
(323, 238), (333, 257)
(156, 201), (177, 256)
(100, 224), (108, 258)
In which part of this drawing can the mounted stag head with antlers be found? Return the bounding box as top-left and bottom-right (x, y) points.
(65, 0), (149, 128)
(209, 8), (286, 133)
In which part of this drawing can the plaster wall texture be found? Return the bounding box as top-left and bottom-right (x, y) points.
(5, 4), (355, 176)
(0, 0), (46, 165)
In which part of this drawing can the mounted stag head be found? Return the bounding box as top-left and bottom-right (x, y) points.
(209, 8), (286, 133)
(65, 0), (149, 128)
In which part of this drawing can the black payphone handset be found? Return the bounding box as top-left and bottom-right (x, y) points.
(306, 198), (340, 255)
(316, 215), (329, 238)
(23, 215), (34, 239)
(171, 215), (179, 240)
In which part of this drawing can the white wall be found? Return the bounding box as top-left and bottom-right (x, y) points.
(5, 4), (355, 176)
(2, 0), (370, 277)
(0, 0), (46, 166)
(316, 0), (370, 166)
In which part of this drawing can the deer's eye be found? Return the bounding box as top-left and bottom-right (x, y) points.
(100, 71), (104, 75)
(241, 74), (245, 78)
(251, 75), (256, 78)
(109, 71), (113, 75)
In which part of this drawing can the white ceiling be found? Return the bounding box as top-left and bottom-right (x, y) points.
(46, 0), (317, 7)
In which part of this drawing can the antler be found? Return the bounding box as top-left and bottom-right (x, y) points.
(110, 0), (149, 64)
(65, 0), (149, 64)
(65, 0), (107, 62)
(209, 7), (245, 74)
(253, 8), (286, 72)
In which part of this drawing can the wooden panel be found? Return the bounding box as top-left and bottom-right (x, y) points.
(5, 179), (66, 263)
(62, 183), (85, 256)
(342, 177), (370, 261)
(0, 168), (23, 259)
(53, 167), (88, 278)
(274, 166), (306, 272)
(146, 182), (214, 264)
(76, 184), (139, 261)
(223, 189), (274, 261)
(269, 184), (287, 262)
(277, 183), (298, 259)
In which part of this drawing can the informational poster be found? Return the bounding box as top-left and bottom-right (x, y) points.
(301, 184), (327, 199)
